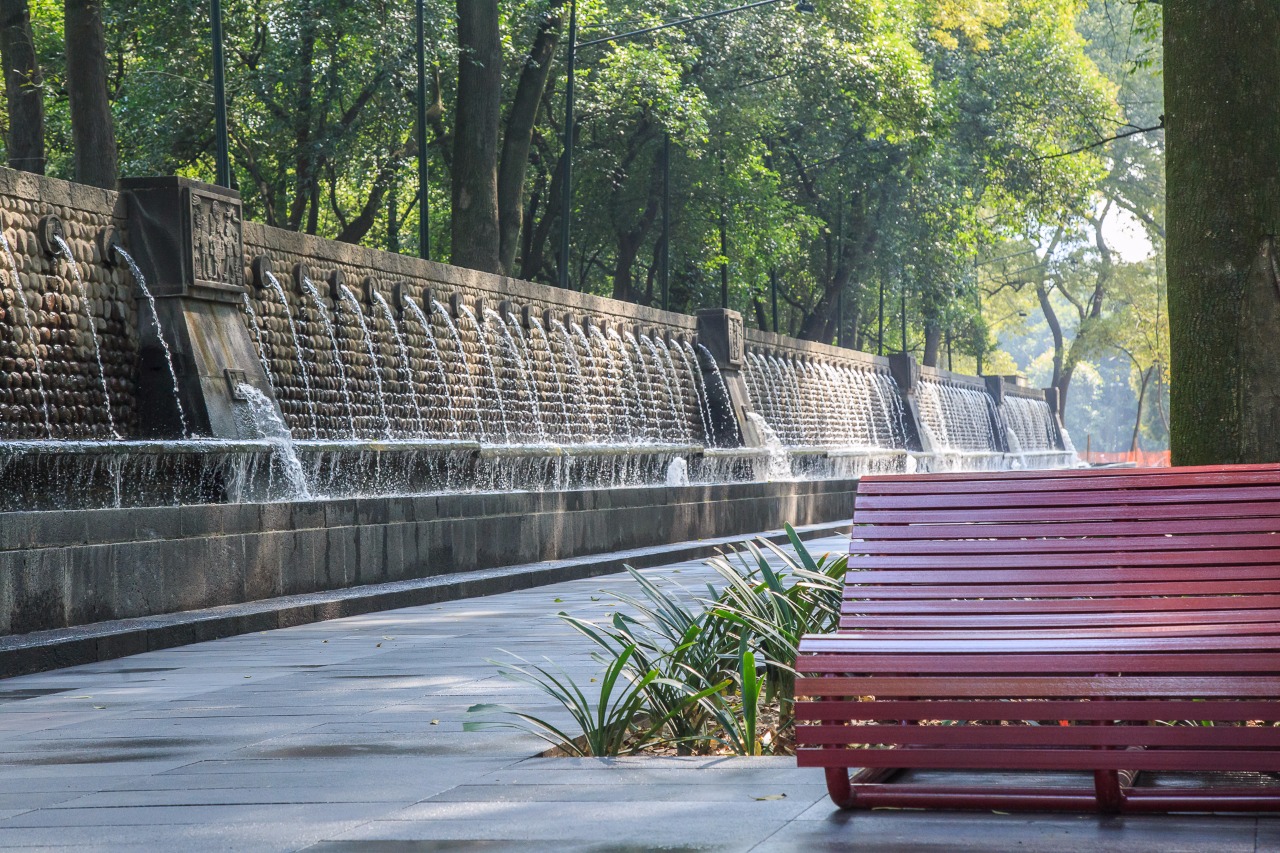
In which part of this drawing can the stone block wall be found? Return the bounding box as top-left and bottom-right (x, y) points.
(0, 170), (137, 438)
(0, 477), (858, 638)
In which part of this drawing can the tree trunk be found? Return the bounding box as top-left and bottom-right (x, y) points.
(922, 322), (942, 367)
(451, 0), (502, 273)
(0, 0), (43, 173)
(1131, 365), (1154, 452)
(497, 8), (563, 276)
(286, 5), (315, 231)
(1166, 1), (1280, 464)
(64, 0), (116, 188)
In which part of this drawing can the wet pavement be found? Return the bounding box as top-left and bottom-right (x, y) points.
(0, 533), (1274, 851)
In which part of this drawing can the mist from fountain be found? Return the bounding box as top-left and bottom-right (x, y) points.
(0, 232), (51, 437)
(54, 235), (117, 438)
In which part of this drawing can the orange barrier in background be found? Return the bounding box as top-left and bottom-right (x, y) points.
(1081, 449), (1171, 467)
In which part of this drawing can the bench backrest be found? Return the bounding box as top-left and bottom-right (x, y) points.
(843, 464), (1280, 634)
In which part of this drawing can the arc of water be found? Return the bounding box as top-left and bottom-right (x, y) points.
(405, 300), (459, 438)
(262, 271), (320, 438)
(530, 317), (570, 441)
(588, 326), (632, 443)
(0, 232), (50, 436)
(487, 308), (542, 441)
(336, 283), (393, 438)
(432, 299), (485, 440)
(458, 305), (510, 442)
(236, 383), (311, 499)
(570, 323), (614, 441)
(682, 340), (715, 445)
(374, 291), (426, 436)
(300, 276), (357, 438)
(240, 293), (276, 391)
(624, 331), (660, 440)
(502, 311), (547, 442)
(608, 328), (646, 442)
(649, 336), (689, 443)
(552, 320), (592, 439)
(115, 248), (189, 438)
(53, 235), (117, 438)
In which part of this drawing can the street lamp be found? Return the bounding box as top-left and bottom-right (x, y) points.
(557, 0), (815, 292)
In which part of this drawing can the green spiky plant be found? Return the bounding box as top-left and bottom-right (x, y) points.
(466, 525), (847, 756)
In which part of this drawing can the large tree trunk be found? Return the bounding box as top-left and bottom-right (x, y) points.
(64, 0), (116, 188)
(286, 4), (315, 231)
(1166, 1), (1280, 464)
(497, 7), (563, 276)
(0, 0), (43, 173)
(452, 0), (502, 273)
(922, 323), (942, 367)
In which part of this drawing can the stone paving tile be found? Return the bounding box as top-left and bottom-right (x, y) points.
(0, 534), (1263, 852)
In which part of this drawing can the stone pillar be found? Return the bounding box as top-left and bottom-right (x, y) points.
(119, 176), (276, 438)
(887, 352), (930, 453)
(983, 376), (1012, 453)
(694, 308), (761, 447)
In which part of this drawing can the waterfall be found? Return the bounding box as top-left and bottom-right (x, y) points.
(434, 299), (486, 440)
(300, 276), (357, 438)
(262, 271), (319, 438)
(115, 248), (189, 438)
(240, 293), (276, 392)
(530, 317), (570, 441)
(458, 305), (510, 442)
(53, 235), (117, 438)
(336, 283), (392, 438)
(488, 309), (544, 442)
(917, 379), (998, 452)
(404, 300), (460, 438)
(236, 383), (310, 499)
(0, 232), (50, 436)
(374, 291), (426, 436)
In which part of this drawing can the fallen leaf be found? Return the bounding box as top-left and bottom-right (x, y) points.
(431, 719), (440, 725)
(382, 636), (395, 640)
(68, 695), (93, 700)
(754, 794), (786, 801)
(376, 643), (383, 648)
(554, 598), (563, 603)
(244, 675), (252, 679)
(93, 705), (106, 710)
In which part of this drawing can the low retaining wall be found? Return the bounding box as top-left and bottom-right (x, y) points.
(0, 478), (857, 637)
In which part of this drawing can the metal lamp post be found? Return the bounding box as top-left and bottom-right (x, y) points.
(416, 0), (431, 260)
(211, 0), (230, 188)
(558, 0), (815, 293)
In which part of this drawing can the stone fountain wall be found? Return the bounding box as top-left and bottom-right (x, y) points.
(242, 223), (706, 444)
(0, 170), (137, 439)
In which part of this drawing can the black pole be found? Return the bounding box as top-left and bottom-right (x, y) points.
(558, 1), (578, 290)
(836, 287), (844, 348)
(387, 177), (399, 253)
(900, 275), (907, 354)
(416, 0), (431, 260)
(770, 268), (779, 332)
(877, 274), (885, 355)
(211, 0), (230, 188)
(719, 150), (728, 308)
(661, 133), (671, 311)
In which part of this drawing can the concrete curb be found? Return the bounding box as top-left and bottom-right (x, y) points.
(0, 521), (849, 678)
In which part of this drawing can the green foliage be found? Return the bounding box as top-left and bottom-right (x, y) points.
(0, 0), (1120, 348)
(466, 524), (847, 756)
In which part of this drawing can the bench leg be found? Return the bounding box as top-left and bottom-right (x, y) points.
(825, 767), (900, 809)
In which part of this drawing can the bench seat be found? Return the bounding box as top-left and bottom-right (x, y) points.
(795, 464), (1280, 813)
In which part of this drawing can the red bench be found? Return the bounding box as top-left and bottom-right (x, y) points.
(795, 464), (1280, 813)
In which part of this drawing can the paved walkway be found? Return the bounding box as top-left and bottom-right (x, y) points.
(0, 534), (1274, 852)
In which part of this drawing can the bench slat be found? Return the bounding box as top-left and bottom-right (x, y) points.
(796, 725), (1280, 749)
(796, 748), (1280, 772)
(794, 699), (1280, 722)
(796, 675), (1280, 698)
(798, 651), (1280, 673)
